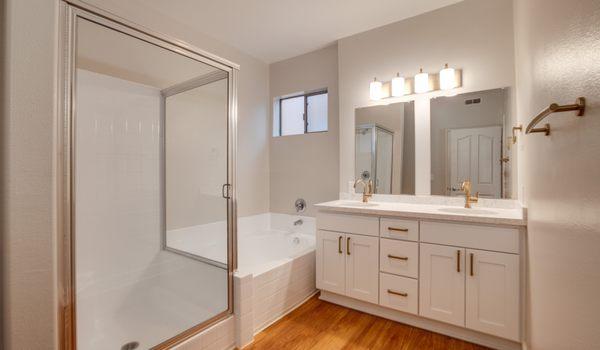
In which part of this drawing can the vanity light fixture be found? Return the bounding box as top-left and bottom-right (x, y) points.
(414, 68), (430, 93)
(439, 63), (457, 90)
(369, 77), (383, 100)
(391, 73), (406, 97)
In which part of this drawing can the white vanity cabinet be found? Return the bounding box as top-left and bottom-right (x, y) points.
(316, 208), (525, 348)
(419, 243), (466, 326)
(316, 225), (379, 303)
(315, 230), (346, 294)
(465, 249), (520, 341)
(345, 233), (379, 303)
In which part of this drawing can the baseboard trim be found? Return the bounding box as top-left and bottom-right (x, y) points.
(320, 290), (521, 350)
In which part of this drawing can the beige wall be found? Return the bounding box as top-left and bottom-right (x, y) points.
(269, 44), (339, 216)
(2, 1), (59, 349)
(513, 0), (600, 349)
(338, 0), (516, 192)
(430, 88), (506, 196)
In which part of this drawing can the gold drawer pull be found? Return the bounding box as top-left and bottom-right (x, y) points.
(387, 254), (408, 261)
(387, 289), (408, 297)
(388, 227), (409, 232)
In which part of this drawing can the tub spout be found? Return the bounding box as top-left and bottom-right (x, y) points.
(294, 219), (303, 226)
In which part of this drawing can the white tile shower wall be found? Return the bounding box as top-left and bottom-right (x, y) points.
(75, 69), (228, 349)
(252, 251), (317, 332)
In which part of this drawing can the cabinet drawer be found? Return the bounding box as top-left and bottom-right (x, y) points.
(379, 273), (418, 315)
(420, 221), (519, 254)
(317, 211), (379, 236)
(380, 218), (419, 241)
(380, 239), (418, 278)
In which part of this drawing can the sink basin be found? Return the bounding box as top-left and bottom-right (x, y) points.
(437, 207), (498, 215)
(338, 201), (379, 208)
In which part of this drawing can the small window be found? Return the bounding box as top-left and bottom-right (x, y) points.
(274, 90), (328, 137)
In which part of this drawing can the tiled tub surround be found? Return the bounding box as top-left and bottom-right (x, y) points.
(234, 214), (317, 348)
(315, 196), (526, 350)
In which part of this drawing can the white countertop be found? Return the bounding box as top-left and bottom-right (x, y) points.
(315, 199), (526, 226)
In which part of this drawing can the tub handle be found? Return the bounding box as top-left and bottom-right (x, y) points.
(346, 237), (351, 255)
(338, 236), (343, 254)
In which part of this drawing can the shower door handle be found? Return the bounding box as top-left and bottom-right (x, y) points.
(222, 183), (231, 199)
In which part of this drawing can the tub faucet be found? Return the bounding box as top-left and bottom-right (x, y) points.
(460, 180), (479, 208)
(294, 219), (303, 226)
(354, 178), (373, 203)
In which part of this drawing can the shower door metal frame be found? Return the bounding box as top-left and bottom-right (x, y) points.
(57, 2), (238, 349)
(160, 70), (230, 270)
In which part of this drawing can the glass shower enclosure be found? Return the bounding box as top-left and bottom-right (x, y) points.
(59, 3), (237, 349)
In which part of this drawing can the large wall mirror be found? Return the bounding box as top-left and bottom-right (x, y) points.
(355, 102), (415, 194)
(68, 9), (236, 350)
(354, 88), (514, 199)
(430, 88), (513, 199)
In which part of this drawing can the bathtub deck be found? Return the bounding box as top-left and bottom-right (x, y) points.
(245, 294), (489, 350)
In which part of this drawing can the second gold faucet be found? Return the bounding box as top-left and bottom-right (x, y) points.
(460, 180), (479, 208)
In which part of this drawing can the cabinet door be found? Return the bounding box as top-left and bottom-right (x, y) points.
(345, 233), (379, 303)
(316, 230), (345, 295)
(466, 249), (520, 341)
(419, 243), (465, 326)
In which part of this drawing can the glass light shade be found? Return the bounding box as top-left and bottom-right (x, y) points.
(440, 64), (457, 90)
(369, 79), (383, 100)
(414, 69), (430, 93)
(391, 74), (406, 97)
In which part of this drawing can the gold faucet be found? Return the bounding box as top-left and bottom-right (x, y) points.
(460, 180), (479, 208)
(354, 179), (373, 203)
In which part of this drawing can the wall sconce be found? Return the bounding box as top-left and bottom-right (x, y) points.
(439, 63), (457, 90)
(391, 73), (406, 97)
(414, 68), (430, 93)
(369, 77), (382, 100)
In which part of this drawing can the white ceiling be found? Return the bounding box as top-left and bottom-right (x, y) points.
(140, 0), (463, 63)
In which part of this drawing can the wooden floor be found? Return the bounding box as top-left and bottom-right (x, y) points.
(245, 294), (489, 350)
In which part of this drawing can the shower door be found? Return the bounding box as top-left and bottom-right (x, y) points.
(60, 4), (237, 350)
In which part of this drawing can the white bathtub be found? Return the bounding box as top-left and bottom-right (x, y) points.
(167, 212), (316, 274)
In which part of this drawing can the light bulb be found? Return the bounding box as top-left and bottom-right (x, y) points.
(391, 73), (406, 97)
(414, 68), (430, 93)
(440, 63), (457, 90)
(369, 78), (382, 100)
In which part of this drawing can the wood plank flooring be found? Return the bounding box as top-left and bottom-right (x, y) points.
(244, 294), (489, 350)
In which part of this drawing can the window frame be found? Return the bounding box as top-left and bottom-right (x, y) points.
(277, 89), (328, 136)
